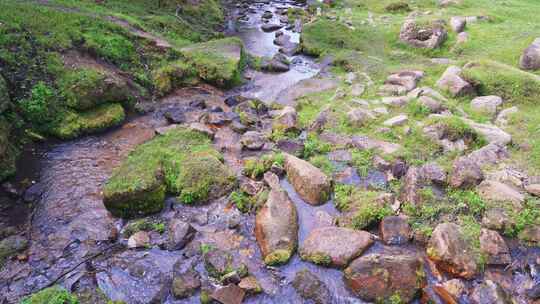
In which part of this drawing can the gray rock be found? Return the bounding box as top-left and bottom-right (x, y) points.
(172, 270), (201, 299)
(482, 208), (515, 232)
(167, 219), (195, 251)
(495, 106), (518, 126)
(520, 37), (540, 71)
(383, 114), (408, 127)
(449, 156), (484, 188)
(471, 96), (503, 116)
(241, 131), (266, 150)
(418, 96), (444, 113)
(477, 180), (524, 209)
(272, 106), (297, 132)
(378, 84), (408, 96)
(385, 70), (424, 91)
(261, 23), (283, 32)
(471, 280), (511, 304)
(436, 66), (474, 97)
(456, 31), (469, 44)
(128, 231), (150, 249)
(347, 108), (375, 127)
(381, 96), (410, 107)
(450, 16), (466, 32)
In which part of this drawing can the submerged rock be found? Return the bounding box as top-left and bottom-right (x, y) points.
(292, 269), (331, 304)
(255, 183), (298, 265)
(284, 153), (332, 205)
(344, 253), (425, 303)
(299, 227), (373, 268)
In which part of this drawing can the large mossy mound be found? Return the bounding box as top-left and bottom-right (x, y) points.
(103, 128), (236, 218)
(301, 19), (362, 57)
(180, 37), (247, 88)
(462, 60), (540, 104)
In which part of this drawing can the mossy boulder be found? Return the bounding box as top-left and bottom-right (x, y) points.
(0, 117), (18, 181)
(50, 103), (126, 139)
(181, 37), (246, 88)
(103, 128), (235, 218)
(462, 60), (540, 104)
(21, 286), (78, 304)
(59, 68), (130, 111)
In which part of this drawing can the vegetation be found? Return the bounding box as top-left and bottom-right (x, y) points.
(334, 184), (393, 229)
(242, 153), (284, 179)
(21, 286), (79, 304)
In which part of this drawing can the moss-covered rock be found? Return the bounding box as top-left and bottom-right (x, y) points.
(50, 103), (126, 139)
(301, 19), (360, 56)
(181, 37), (246, 88)
(103, 128), (235, 218)
(462, 60), (540, 104)
(21, 286), (79, 304)
(59, 68), (130, 111)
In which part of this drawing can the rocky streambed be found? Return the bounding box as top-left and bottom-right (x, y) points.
(1, 0), (540, 304)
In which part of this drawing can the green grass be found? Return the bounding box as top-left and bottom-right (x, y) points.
(242, 153), (284, 179)
(334, 184), (393, 229)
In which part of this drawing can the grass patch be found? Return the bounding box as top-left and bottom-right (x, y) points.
(21, 286), (78, 304)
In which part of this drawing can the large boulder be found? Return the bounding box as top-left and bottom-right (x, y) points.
(299, 227), (374, 268)
(399, 19), (447, 49)
(436, 66), (474, 97)
(292, 269), (331, 304)
(520, 37), (540, 71)
(344, 253), (425, 303)
(255, 184), (298, 265)
(427, 223), (478, 279)
(284, 153), (332, 205)
(448, 156), (484, 189)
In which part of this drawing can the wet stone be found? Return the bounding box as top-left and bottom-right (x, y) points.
(211, 284), (245, 304)
(167, 218), (196, 251)
(292, 269), (331, 304)
(172, 269), (201, 299)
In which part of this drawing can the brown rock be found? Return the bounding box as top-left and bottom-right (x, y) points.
(299, 227), (374, 268)
(449, 157), (484, 189)
(254, 185), (298, 265)
(127, 231), (150, 249)
(284, 153), (332, 205)
(434, 279), (465, 304)
(344, 253), (425, 303)
(211, 284), (245, 304)
(238, 276), (262, 294)
(480, 229), (511, 265)
(427, 223), (478, 279)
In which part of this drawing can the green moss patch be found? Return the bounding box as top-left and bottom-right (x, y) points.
(51, 103), (126, 139)
(103, 128), (235, 218)
(181, 37), (246, 88)
(152, 61), (198, 96)
(462, 60), (540, 104)
(264, 249), (293, 266)
(334, 185), (394, 229)
(59, 68), (130, 111)
(21, 286), (78, 304)
(301, 19), (360, 57)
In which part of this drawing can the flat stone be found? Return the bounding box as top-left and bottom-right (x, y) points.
(477, 180), (524, 209)
(471, 96), (503, 116)
(383, 114), (408, 127)
(299, 227), (374, 268)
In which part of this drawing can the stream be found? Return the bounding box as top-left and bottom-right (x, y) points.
(1, 0), (536, 303)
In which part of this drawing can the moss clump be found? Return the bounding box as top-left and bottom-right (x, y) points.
(462, 60), (540, 104)
(308, 155), (335, 176)
(385, 2), (411, 13)
(181, 37), (247, 88)
(122, 218), (165, 238)
(334, 185), (393, 229)
(0, 75), (10, 113)
(21, 286), (79, 304)
(302, 252), (332, 266)
(58, 68), (130, 111)
(264, 249), (292, 266)
(104, 128), (235, 218)
(152, 61), (198, 97)
(51, 103), (126, 139)
(243, 153), (284, 179)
